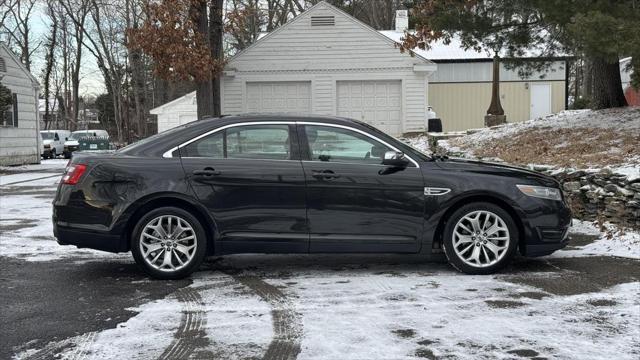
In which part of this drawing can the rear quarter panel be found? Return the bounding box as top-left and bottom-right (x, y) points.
(54, 156), (194, 235)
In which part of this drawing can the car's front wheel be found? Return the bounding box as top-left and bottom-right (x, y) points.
(443, 202), (518, 275)
(131, 207), (207, 279)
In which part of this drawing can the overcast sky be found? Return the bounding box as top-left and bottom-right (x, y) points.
(3, 2), (106, 98)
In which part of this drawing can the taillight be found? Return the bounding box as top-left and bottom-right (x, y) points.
(62, 164), (87, 185)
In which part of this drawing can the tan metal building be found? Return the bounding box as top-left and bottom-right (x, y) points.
(381, 32), (568, 132)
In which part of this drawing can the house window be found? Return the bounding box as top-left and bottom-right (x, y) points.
(2, 93), (18, 127)
(0, 57), (6, 73)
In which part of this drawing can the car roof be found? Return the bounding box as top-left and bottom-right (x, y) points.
(199, 113), (367, 127)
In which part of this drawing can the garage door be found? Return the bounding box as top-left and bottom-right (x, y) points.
(246, 82), (311, 113)
(337, 80), (402, 135)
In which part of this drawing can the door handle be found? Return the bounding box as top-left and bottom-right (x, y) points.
(312, 169), (340, 180)
(193, 167), (221, 177)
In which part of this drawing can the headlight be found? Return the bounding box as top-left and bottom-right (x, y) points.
(516, 184), (562, 201)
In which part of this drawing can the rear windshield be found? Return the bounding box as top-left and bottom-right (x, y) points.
(118, 121), (203, 154)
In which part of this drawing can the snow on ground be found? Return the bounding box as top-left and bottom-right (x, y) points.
(15, 273), (274, 360)
(3, 163), (640, 359)
(409, 107), (640, 175)
(272, 270), (639, 359)
(448, 108), (640, 147)
(556, 220), (640, 260)
(16, 297), (184, 360)
(0, 161), (127, 262)
(0, 158), (68, 173)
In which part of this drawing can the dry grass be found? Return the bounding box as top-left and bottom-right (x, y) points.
(456, 126), (640, 168)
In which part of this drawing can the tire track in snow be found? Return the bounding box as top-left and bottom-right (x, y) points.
(22, 331), (97, 360)
(230, 274), (302, 360)
(158, 287), (208, 360)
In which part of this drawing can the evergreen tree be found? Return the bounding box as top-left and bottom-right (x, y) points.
(404, 0), (639, 109)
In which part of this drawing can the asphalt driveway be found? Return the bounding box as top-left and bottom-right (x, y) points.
(1, 160), (638, 359)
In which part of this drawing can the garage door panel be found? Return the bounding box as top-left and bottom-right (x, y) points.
(246, 81), (311, 114)
(337, 80), (402, 135)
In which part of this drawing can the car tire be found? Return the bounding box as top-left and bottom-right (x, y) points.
(131, 206), (207, 280)
(64, 152), (71, 159)
(443, 202), (518, 275)
(51, 149), (56, 158)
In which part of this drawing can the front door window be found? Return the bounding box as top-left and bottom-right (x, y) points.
(304, 125), (391, 164)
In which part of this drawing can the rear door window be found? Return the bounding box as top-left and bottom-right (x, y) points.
(181, 124), (291, 160)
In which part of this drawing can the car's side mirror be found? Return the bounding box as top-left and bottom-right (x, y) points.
(382, 151), (409, 168)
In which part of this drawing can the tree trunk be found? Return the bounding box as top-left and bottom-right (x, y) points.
(209, 0), (223, 117)
(590, 56), (628, 109)
(193, 0), (213, 120)
(126, 0), (147, 138)
(486, 55), (504, 115)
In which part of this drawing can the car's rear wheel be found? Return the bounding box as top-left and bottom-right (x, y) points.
(131, 207), (207, 279)
(443, 202), (518, 275)
(51, 149), (56, 158)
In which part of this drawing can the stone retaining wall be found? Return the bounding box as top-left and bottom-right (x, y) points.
(551, 170), (640, 230)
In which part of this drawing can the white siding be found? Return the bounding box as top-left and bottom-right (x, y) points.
(246, 82), (311, 113)
(152, 92), (198, 133)
(221, 2), (433, 135)
(0, 45), (40, 166)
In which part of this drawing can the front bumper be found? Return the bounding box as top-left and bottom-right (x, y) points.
(64, 145), (79, 154)
(523, 223), (571, 256)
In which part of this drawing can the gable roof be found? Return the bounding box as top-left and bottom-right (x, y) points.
(150, 91), (196, 114)
(0, 42), (39, 86)
(227, 1), (434, 66)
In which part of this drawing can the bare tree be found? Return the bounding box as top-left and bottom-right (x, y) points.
(2, 0), (39, 70)
(0, 0), (18, 30)
(42, 0), (59, 130)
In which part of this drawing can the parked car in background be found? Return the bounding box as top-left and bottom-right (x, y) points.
(63, 129), (109, 159)
(40, 130), (71, 159)
(53, 114), (572, 279)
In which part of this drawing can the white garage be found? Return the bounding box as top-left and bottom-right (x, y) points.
(336, 80), (402, 135)
(219, 2), (435, 136)
(246, 82), (311, 113)
(151, 2), (435, 136)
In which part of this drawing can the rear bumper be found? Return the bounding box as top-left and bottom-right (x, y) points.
(54, 221), (128, 253)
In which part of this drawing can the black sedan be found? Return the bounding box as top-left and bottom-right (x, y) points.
(53, 115), (571, 279)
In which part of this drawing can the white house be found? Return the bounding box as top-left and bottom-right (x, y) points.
(152, 1), (436, 135)
(150, 91), (198, 133)
(0, 42), (40, 166)
(152, 1), (567, 134)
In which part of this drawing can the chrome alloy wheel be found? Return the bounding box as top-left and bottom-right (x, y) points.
(452, 210), (510, 268)
(139, 215), (197, 272)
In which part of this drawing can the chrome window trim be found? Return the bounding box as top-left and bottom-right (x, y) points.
(163, 120), (420, 168)
(298, 122), (420, 168)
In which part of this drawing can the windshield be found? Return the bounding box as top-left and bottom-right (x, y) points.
(40, 132), (55, 140)
(68, 132), (89, 140)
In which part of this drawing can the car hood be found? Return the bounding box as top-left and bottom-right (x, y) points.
(65, 140), (79, 146)
(432, 158), (559, 187)
(42, 139), (54, 146)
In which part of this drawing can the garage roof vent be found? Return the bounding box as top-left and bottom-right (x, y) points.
(311, 16), (335, 26)
(0, 57), (6, 73)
